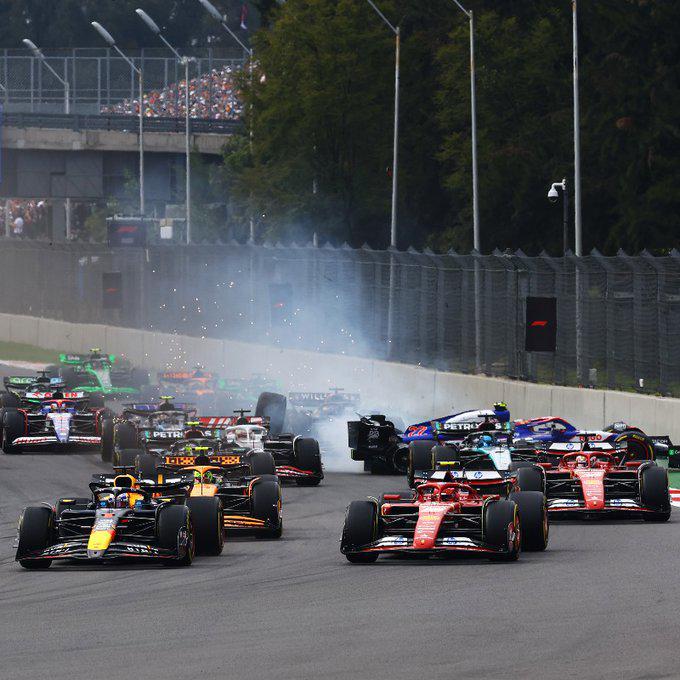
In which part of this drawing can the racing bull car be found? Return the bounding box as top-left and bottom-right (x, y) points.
(15, 472), (202, 569)
(2, 392), (107, 454)
(341, 481), (530, 562)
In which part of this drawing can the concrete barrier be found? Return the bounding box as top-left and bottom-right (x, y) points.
(2, 312), (680, 440)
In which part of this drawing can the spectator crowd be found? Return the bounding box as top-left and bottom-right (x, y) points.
(101, 65), (243, 120)
(4, 199), (49, 237)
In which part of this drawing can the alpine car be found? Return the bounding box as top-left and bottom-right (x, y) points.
(341, 481), (526, 562)
(348, 403), (511, 474)
(536, 440), (671, 521)
(2, 392), (107, 454)
(47, 349), (149, 399)
(15, 472), (199, 568)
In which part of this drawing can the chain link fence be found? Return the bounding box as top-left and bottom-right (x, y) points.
(1, 239), (679, 395)
(0, 48), (245, 115)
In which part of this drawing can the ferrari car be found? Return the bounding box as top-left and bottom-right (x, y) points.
(341, 481), (526, 562)
(537, 441), (671, 520)
(2, 392), (107, 454)
(15, 472), (202, 568)
(47, 349), (149, 399)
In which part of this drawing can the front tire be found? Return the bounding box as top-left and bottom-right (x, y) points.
(483, 499), (520, 561)
(408, 441), (434, 487)
(341, 500), (379, 563)
(515, 466), (545, 493)
(100, 417), (114, 463)
(251, 477), (282, 538)
(640, 465), (671, 521)
(255, 392), (287, 436)
(2, 408), (25, 454)
(17, 506), (54, 569)
(508, 491), (549, 551)
(248, 450), (276, 476)
(158, 505), (194, 566)
(136, 452), (160, 481)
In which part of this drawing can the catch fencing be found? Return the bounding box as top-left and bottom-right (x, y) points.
(1, 239), (679, 396)
(0, 47), (245, 115)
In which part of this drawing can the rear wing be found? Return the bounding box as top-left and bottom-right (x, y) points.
(158, 371), (215, 382)
(24, 391), (87, 400)
(162, 452), (245, 467)
(198, 416), (268, 429)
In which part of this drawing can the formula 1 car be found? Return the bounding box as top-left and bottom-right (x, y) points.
(1, 392), (108, 454)
(534, 440), (671, 521)
(47, 349), (149, 399)
(341, 481), (528, 562)
(15, 472), (198, 568)
(348, 403), (511, 474)
(131, 412), (323, 486)
(101, 397), (198, 464)
(286, 388), (361, 433)
(150, 450), (282, 538)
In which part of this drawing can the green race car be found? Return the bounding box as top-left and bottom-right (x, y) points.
(47, 349), (149, 399)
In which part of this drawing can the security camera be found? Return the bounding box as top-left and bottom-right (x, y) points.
(547, 186), (559, 203)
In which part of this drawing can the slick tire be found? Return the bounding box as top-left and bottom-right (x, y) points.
(17, 506), (54, 569)
(113, 422), (138, 462)
(508, 491), (549, 551)
(2, 408), (25, 454)
(0, 392), (20, 408)
(100, 417), (114, 463)
(483, 499), (520, 561)
(186, 496), (224, 556)
(432, 445), (460, 467)
(248, 450), (276, 476)
(293, 438), (323, 486)
(408, 441), (435, 487)
(515, 466), (545, 493)
(117, 448), (143, 470)
(251, 478), (282, 539)
(640, 465), (671, 522)
(255, 392), (287, 437)
(341, 500), (379, 563)
(158, 505), (194, 567)
(136, 452), (161, 481)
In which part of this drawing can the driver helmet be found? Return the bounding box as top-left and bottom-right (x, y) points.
(50, 402), (59, 411)
(193, 470), (214, 484)
(575, 454), (588, 468)
(114, 492), (130, 509)
(478, 434), (495, 448)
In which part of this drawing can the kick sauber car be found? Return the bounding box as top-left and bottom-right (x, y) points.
(341, 482), (524, 562)
(15, 473), (198, 569)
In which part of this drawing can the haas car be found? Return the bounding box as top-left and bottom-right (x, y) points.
(341, 482), (529, 562)
(2, 392), (108, 454)
(14, 472), (207, 569)
(348, 403), (511, 474)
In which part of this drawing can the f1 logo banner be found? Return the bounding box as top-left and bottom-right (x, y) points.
(525, 297), (557, 352)
(102, 272), (123, 309)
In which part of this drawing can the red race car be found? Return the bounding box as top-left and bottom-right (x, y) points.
(340, 481), (547, 563)
(540, 443), (670, 521)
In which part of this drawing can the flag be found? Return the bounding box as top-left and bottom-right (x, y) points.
(240, 3), (248, 30)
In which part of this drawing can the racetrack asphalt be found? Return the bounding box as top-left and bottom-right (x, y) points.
(2, 454), (680, 680)
(1, 369), (679, 679)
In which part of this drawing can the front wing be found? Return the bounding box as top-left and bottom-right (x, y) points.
(342, 535), (506, 557)
(547, 497), (663, 518)
(12, 435), (101, 448)
(17, 538), (183, 562)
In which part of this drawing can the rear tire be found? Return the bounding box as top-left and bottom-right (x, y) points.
(0, 392), (20, 408)
(114, 421), (138, 450)
(2, 408), (25, 454)
(341, 501), (379, 563)
(640, 465), (671, 521)
(255, 392), (287, 436)
(136, 452), (160, 480)
(483, 500), (520, 561)
(508, 491), (549, 551)
(432, 445), (460, 467)
(251, 478), (282, 538)
(117, 448), (143, 469)
(100, 418), (114, 463)
(248, 450), (276, 476)
(59, 366), (81, 390)
(158, 505), (194, 566)
(186, 497), (224, 555)
(17, 506), (54, 569)
(408, 441), (434, 487)
(293, 438), (323, 486)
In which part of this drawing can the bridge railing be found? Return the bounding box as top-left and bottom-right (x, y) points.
(0, 48), (246, 115)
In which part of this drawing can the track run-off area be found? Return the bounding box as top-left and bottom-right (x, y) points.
(2, 446), (680, 680)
